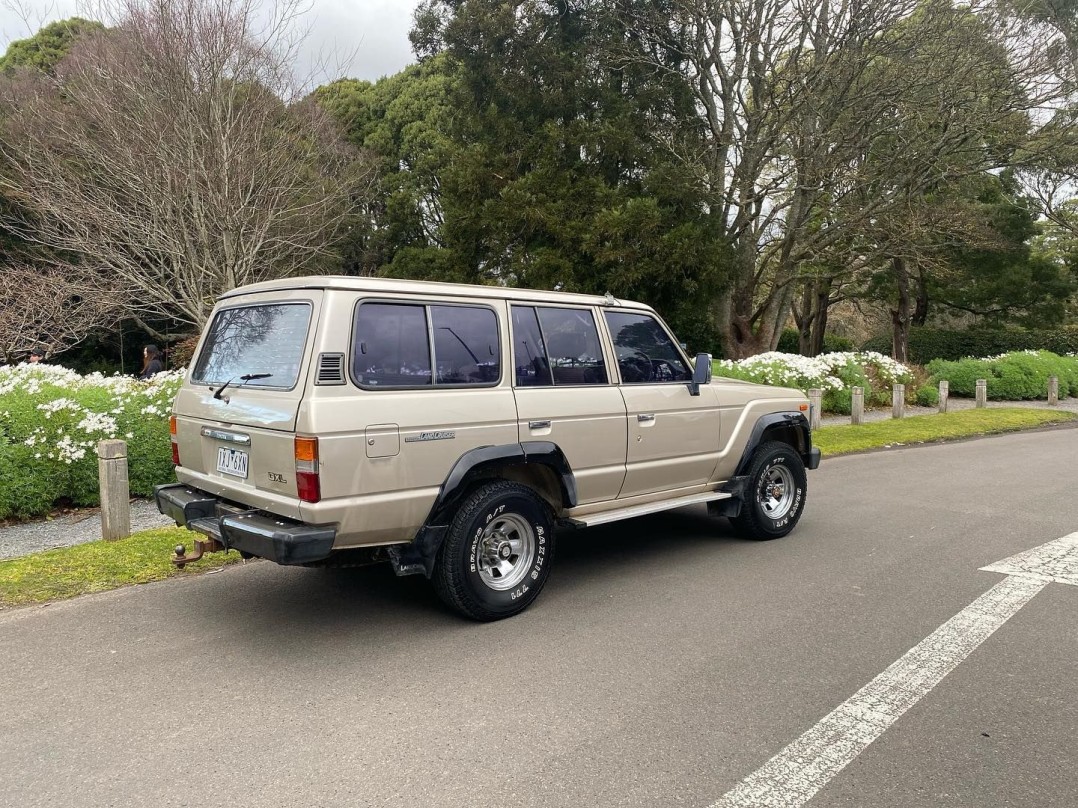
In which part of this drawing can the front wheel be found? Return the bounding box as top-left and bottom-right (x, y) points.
(433, 481), (555, 621)
(731, 441), (807, 540)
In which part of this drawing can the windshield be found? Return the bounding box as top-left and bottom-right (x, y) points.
(191, 303), (311, 389)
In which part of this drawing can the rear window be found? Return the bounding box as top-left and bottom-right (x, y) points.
(191, 303), (311, 389)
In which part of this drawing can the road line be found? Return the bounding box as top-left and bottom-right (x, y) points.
(710, 573), (1047, 808)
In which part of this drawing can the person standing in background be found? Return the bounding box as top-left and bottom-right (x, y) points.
(139, 344), (164, 379)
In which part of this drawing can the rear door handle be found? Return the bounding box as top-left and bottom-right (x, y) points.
(638, 414), (656, 423)
(528, 420), (551, 430)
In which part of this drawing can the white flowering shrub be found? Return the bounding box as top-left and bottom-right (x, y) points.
(714, 351), (915, 414)
(0, 364), (184, 518)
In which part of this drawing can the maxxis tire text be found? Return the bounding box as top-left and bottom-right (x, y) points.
(433, 481), (555, 621)
(731, 440), (808, 540)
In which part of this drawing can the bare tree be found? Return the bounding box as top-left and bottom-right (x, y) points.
(619, 0), (1062, 357)
(0, 0), (371, 329)
(0, 262), (121, 363)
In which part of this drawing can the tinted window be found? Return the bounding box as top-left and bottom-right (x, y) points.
(604, 311), (691, 383)
(512, 306), (553, 387)
(536, 307), (608, 385)
(353, 303), (432, 387)
(431, 306), (500, 385)
(192, 303), (310, 389)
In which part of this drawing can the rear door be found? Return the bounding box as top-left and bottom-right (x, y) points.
(510, 304), (627, 505)
(172, 290), (321, 507)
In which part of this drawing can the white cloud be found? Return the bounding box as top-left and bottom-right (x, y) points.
(0, 0), (422, 82)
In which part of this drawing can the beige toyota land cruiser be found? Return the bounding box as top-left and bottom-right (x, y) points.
(156, 276), (820, 620)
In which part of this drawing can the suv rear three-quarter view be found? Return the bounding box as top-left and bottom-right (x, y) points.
(156, 277), (820, 620)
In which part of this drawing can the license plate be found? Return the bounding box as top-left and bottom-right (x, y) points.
(216, 447), (249, 479)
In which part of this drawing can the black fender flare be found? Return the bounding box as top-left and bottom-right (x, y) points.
(389, 442), (578, 578)
(733, 411), (819, 477)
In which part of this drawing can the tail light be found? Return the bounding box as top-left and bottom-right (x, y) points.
(295, 436), (320, 503)
(169, 415), (180, 466)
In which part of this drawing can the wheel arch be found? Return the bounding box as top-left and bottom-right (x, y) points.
(734, 412), (813, 477)
(389, 442), (577, 578)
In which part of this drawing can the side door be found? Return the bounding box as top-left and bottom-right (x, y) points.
(602, 310), (721, 499)
(510, 304), (628, 505)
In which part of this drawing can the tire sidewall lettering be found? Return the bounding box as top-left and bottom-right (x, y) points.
(754, 452), (805, 532)
(465, 496), (550, 606)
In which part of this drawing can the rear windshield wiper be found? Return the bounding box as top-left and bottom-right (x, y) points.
(212, 372), (273, 400)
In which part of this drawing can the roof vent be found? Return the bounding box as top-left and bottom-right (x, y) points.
(315, 353), (346, 386)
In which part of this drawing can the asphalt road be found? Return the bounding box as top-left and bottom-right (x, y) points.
(2, 429), (1077, 808)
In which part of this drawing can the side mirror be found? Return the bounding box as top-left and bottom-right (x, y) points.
(689, 352), (712, 396)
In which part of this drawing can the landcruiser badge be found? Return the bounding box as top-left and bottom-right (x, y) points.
(405, 431), (456, 443)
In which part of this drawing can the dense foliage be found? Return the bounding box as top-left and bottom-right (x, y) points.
(0, 365), (180, 519)
(926, 351), (1078, 400)
(862, 327), (1078, 363)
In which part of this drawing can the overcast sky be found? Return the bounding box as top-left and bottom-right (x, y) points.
(0, 0), (424, 82)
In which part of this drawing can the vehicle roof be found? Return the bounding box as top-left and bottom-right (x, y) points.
(220, 275), (653, 310)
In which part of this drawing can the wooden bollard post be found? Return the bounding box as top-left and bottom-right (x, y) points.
(975, 379), (987, 408)
(808, 388), (822, 430)
(892, 383), (905, 419)
(851, 386), (864, 426)
(1048, 376), (1059, 406)
(938, 380), (949, 414)
(98, 439), (130, 541)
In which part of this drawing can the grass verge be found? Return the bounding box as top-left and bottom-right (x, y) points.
(0, 527), (243, 608)
(814, 407), (1078, 456)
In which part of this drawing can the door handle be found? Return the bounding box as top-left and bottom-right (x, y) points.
(638, 413), (656, 423)
(528, 420), (552, 430)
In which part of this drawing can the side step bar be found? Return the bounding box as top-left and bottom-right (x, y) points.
(565, 491), (733, 528)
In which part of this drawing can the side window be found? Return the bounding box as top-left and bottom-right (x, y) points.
(430, 305), (500, 385)
(536, 307), (608, 385)
(512, 306), (553, 387)
(604, 311), (692, 384)
(353, 303), (432, 387)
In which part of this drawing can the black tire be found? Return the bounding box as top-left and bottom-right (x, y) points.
(433, 481), (555, 621)
(731, 441), (808, 540)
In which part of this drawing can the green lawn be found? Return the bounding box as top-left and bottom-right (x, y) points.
(814, 407), (1077, 456)
(0, 526), (243, 607)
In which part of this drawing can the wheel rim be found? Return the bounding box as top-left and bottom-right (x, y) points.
(758, 465), (795, 520)
(476, 513), (536, 591)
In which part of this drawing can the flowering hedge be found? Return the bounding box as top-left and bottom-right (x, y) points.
(0, 364), (182, 519)
(714, 351), (916, 414)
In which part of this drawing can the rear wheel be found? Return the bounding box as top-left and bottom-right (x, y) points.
(732, 441), (807, 540)
(433, 481), (555, 621)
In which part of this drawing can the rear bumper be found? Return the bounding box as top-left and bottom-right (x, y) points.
(154, 483), (336, 565)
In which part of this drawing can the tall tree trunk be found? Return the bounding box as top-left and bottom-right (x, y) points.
(810, 278), (832, 356)
(890, 257), (912, 362)
(913, 266), (929, 327)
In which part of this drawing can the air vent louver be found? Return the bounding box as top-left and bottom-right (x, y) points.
(315, 352), (346, 385)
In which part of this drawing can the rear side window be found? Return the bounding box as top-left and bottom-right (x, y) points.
(604, 311), (691, 383)
(431, 305), (500, 384)
(352, 302), (500, 388)
(192, 303), (311, 389)
(511, 306), (608, 386)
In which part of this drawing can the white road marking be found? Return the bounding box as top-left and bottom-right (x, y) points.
(710, 533), (1078, 808)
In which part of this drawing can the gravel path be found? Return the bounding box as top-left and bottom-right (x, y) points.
(0, 499), (174, 561)
(2, 396), (1075, 562)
